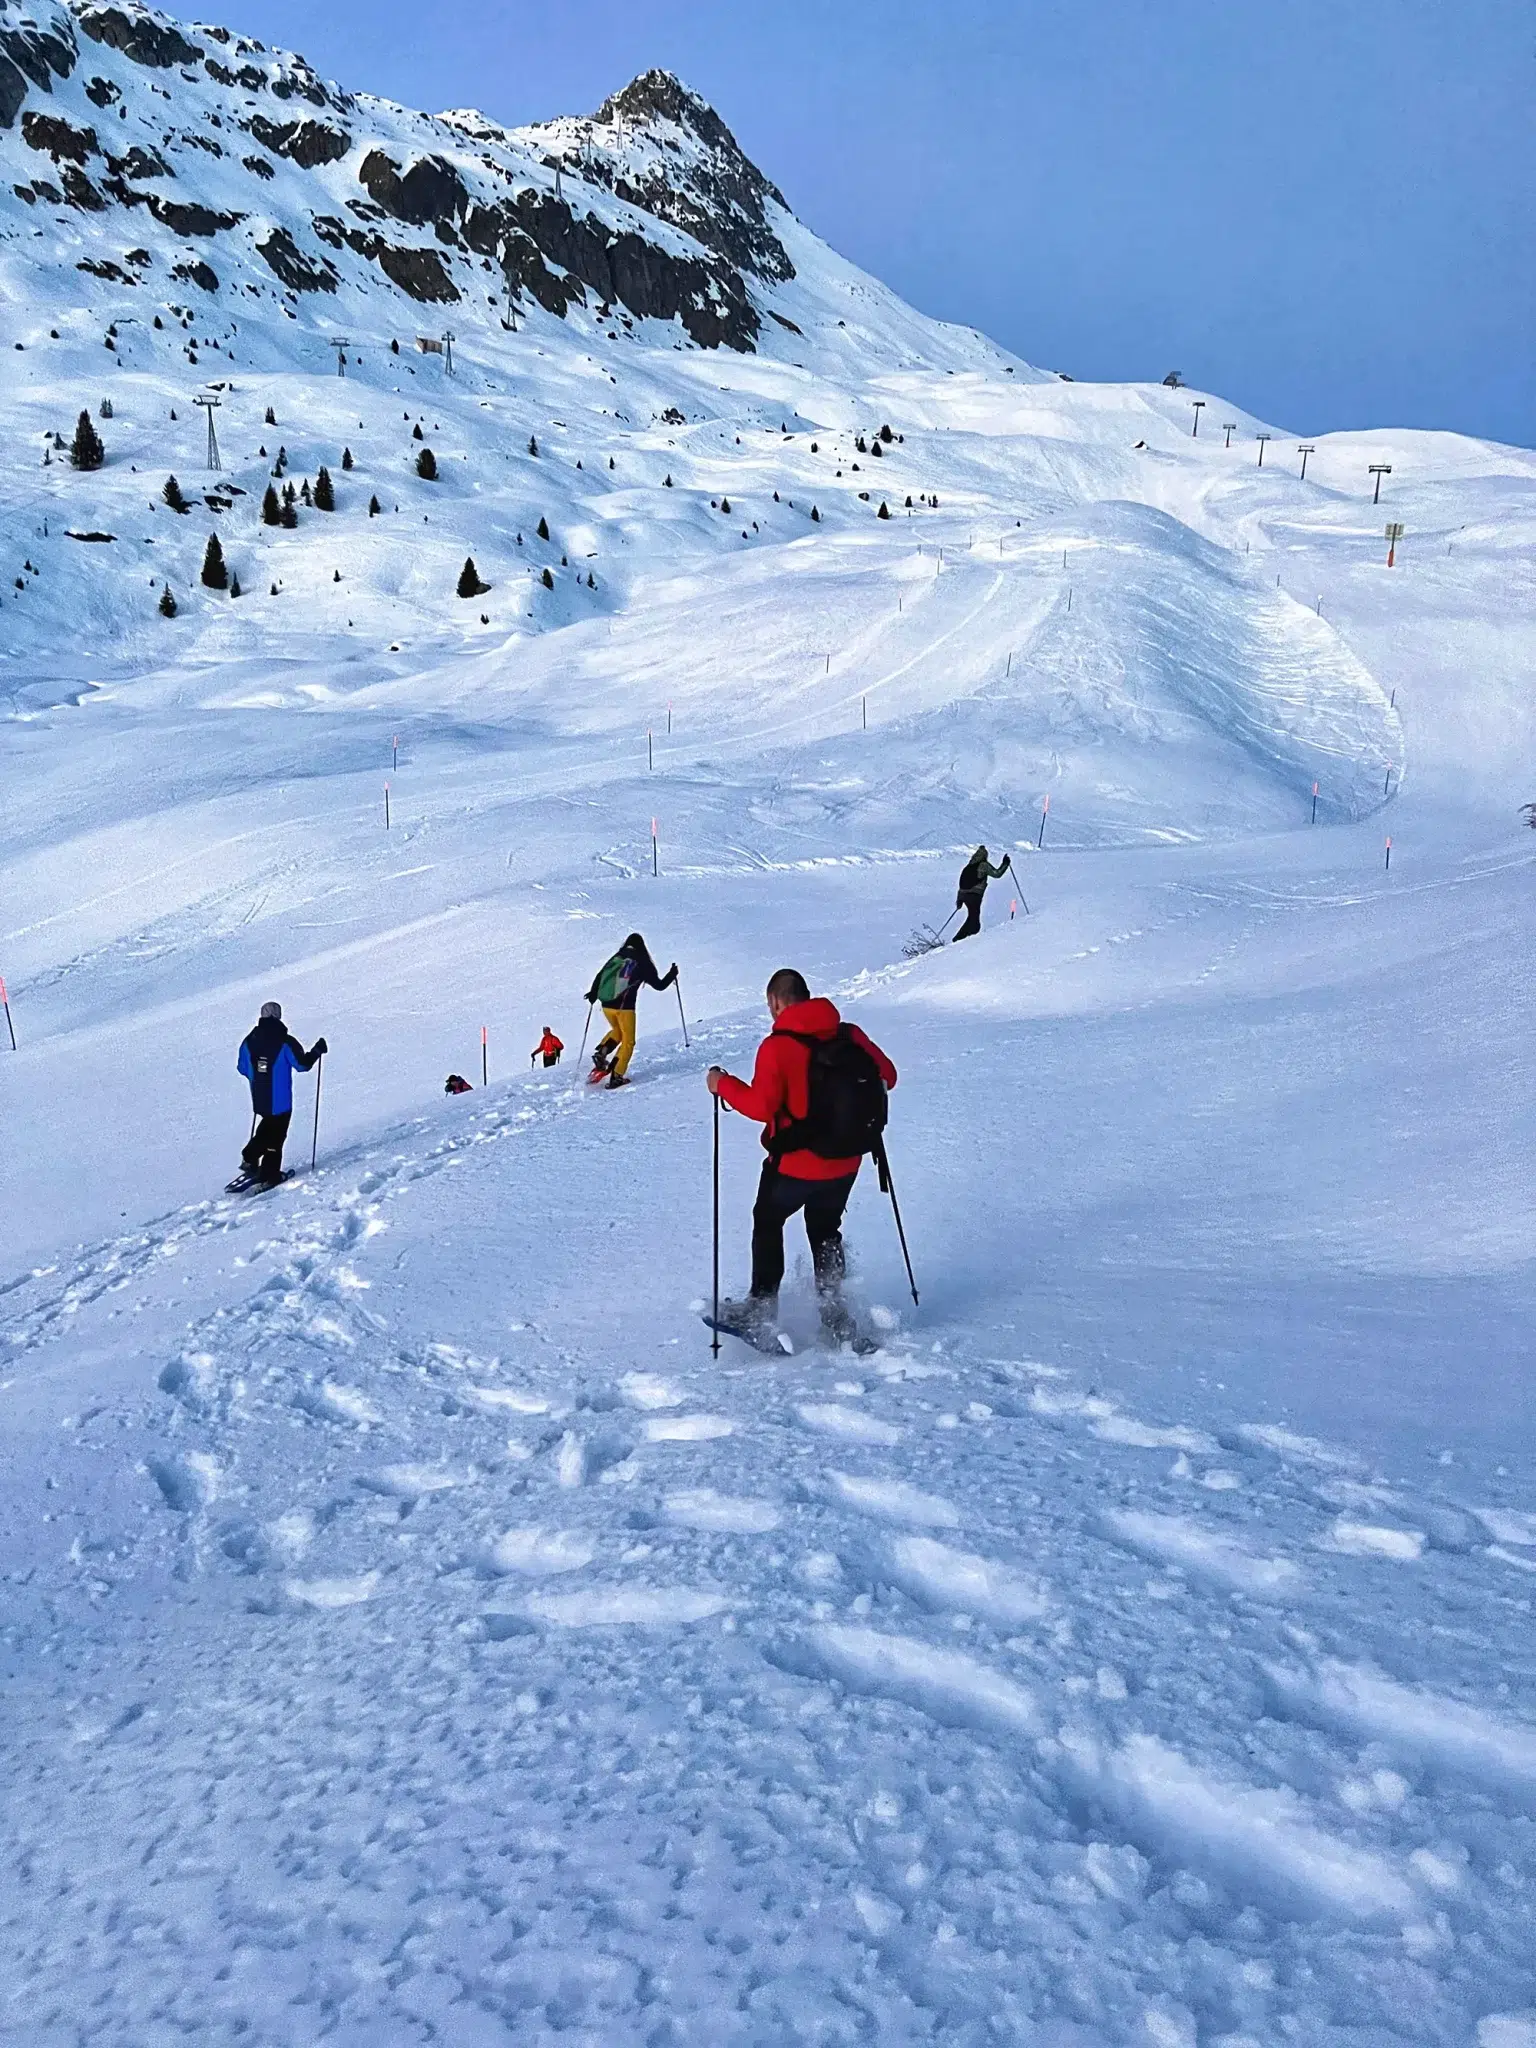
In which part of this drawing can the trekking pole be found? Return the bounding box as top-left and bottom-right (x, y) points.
(674, 975), (690, 1050)
(875, 1137), (920, 1306)
(0, 976), (15, 1051)
(711, 1093), (721, 1357)
(310, 1053), (323, 1171)
(577, 1000), (595, 1065)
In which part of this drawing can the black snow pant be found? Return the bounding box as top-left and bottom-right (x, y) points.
(751, 1162), (858, 1300)
(242, 1110), (291, 1182)
(953, 891), (985, 941)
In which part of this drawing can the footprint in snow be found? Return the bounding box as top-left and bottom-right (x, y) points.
(489, 1526), (597, 1576)
(798, 1402), (902, 1445)
(1324, 1519), (1425, 1562)
(664, 1489), (781, 1534)
(1106, 1509), (1300, 1595)
(520, 1585), (729, 1628)
(356, 1464), (469, 1502)
(644, 1413), (733, 1442)
(285, 1571), (379, 1610)
(619, 1371), (683, 1410)
(884, 1534), (1050, 1625)
(829, 1471), (961, 1529)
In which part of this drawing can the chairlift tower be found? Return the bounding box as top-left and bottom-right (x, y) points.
(441, 330), (456, 376)
(193, 393), (222, 471)
(1222, 422), (1236, 448)
(1191, 399), (1205, 437)
(1255, 433), (1272, 467)
(1297, 443), (1316, 481)
(329, 336), (350, 377)
(1369, 463), (1393, 504)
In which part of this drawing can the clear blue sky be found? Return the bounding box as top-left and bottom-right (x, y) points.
(233, 0), (1532, 446)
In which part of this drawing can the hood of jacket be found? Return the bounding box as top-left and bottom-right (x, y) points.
(771, 996), (840, 1041)
(244, 1015), (290, 1059)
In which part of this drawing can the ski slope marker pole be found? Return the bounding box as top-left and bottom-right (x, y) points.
(667, 701), (672, 735)
(648, 729), (653, 772)
(392, 734), (398, 771)
(481, 1025), (488, 1086)
(0, 976), (15, 1051)
(310, 1053), (323, 1171)
(1385, 837), (1392, 872)
(651, 819), (659, 877)
(875, 1138), (920, 1307)
(674, 976), (690, 1049)
(384, 782), (390, 831)
(1037, 794), (1050, 849)
(577, 1001), (594, 1065)
(1311, 782), (1319, 824)
(862, 695), (867, 731)
(711, 1093), (721, 1357)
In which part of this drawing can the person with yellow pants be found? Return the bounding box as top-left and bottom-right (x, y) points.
(584, 933), (677, 1089)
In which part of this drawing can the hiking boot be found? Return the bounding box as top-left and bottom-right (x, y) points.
(606, 1071), (630, 1089)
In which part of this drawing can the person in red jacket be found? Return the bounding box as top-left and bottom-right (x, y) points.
(706, 967), (897, 1342)
(530, 1026), (564, 1069)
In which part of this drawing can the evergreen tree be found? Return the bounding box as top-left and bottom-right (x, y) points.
(412, 423), (424, 440)
(877, 501), (891, 519)
(262, 484), (281, 525)
(314, 466), (335, 511)
(536, 515), (550, 541)
(587, 571), (595, 588)
(229, 572), (242, 597)
(281, 503), (298, 529)
(720, 496), (731, 515)
(541, 566), (554, 590)
(99, 398), (113, 420)
(871, 440), (883, 457)
(880, 424), (894, 443)
(608, 456), (615, 470)
(300, 479), (313, 507)
(163, 474), (188, 513)
(333, 570), (341, 583)
(341, 447), (354, 471)
(368, 494), (381, 518)
(265, 406), (276, 425)
(70, 410), (105, 472)
(811, 505), (821, 522)
(855, 435), (867, 453)
(663, 473), (672, 487)
(457, 556), (485, 598)
(528, 435), (539, 457)
(158, 583), (177, 617)
(416, 447), (437, 480)
(200, 534), (228, 589)
(905, 495), (913, 509)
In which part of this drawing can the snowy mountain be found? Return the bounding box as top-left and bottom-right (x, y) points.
(4, 6), (1536, 2045)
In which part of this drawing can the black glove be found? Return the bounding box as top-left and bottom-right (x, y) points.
(584, 984), (599, 1006)
(664, 963), (678, 988)
(311, 1037), (329, 1059)
(1001, 856), (1012, 872)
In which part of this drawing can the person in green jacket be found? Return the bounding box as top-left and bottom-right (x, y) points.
(584, 932), (677, 1088)
(953, 845), (1011, 940)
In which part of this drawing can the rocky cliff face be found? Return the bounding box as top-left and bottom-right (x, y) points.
(0, 0), (798, 349)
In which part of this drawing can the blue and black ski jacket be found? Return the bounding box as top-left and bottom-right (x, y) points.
(238, 1017), (322, 1117)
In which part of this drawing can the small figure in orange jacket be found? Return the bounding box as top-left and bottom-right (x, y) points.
(707, 967), (896, 1342)
(531, 1026), (564, 1069)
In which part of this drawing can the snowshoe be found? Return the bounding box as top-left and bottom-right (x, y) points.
(818, 1296), (880, 1356)
(605, 1071), (630, 1090)
(703, 1301), (793, 1356)
(227, 1169), (294, 1195)
(901, 927), (946, 959)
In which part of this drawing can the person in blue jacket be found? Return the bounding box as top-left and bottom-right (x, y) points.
(236, 1001), (327, 1185)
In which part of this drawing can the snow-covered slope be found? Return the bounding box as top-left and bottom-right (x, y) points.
(4, 5), (1536, 2044)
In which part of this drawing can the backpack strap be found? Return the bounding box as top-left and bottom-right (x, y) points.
(764, 1027), (836, 1161)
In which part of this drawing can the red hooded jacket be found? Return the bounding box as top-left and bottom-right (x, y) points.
(717, 996), (897, 1182)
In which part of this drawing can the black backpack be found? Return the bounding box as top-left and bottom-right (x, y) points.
(771, 1025), (889, 1161)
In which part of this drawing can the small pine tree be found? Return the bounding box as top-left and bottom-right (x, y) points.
(720, 496), (731, 515)
(416, 447), (437, 480)
(390, 338), (400, 354)
(262, 484), (281, 525)
(880, 424), (893, 443)
(663, 473), (672, 488)
(368, 494), (381, 517)
(229, 572), (241, 597)
(457, 556), (484, 598)
(333, 569), (341, 583)
(871, 440), (883, 457)
(576, 459), (583, 470)
(905, 495), (913, 509)
(341, 447), (354, 471)
(810, 441), (818, 453)
(608, 456), (615, 470)
(300, 478), (313, 506)
(281, 503), (298, 529)
(412, 422), (424, 441)
(528, 434), (539, 457)
(200, 533), (228, 589)
(541, 566), (554, 590)
(855, 435), (867, 453)
(158, 583), (177, 617)
(810, 505), (821, 523)
(99, 398), (113, 420)
(163, 474), (187, 513)
(536, 515), (550, 541)
(70, 410), (105, 472)
(270, 581), (279, 595)
(314, 466), (335, 511)
(265, 406), (276, 425)
(587, 571), (595, 588)
(877, 501), (891, 519)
